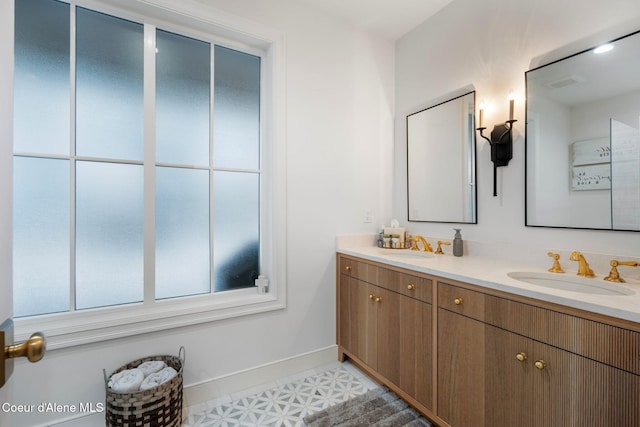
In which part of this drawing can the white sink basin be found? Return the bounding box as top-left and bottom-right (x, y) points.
(378, 249), (435, 259)
(507, 272), (634, 296)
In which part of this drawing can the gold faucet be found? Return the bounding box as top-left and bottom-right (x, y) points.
(409, 235), (433, 252)
(435, 241), (451, 254)
(547, 252), (565, 273)
(569, 251), (595, 277)
(604, 260), (640, 283)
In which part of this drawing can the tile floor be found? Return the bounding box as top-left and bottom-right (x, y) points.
(182, 361), (379, 427)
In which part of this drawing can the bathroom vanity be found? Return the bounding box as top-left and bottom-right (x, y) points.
(336, 247), (640, 427)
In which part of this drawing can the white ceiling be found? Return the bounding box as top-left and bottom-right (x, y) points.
(295, 0), (455, 40)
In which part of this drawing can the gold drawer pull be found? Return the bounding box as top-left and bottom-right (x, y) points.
(535, 360), (546, 370)
(345, 265), (352, 271)
(369, 294), (375, 300)
(375, 296), (382, 303)
(516, 352), (527, 362)
(454, 298), (463, 305)
(407, 283), (415, 290)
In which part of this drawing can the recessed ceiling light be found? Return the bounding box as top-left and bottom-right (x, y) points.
(594, 44), (614, 54)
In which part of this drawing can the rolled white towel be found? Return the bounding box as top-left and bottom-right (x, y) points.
(137, 360), (166, 377)
(108, 369), (145, 393)
(139, 366), (178, 391)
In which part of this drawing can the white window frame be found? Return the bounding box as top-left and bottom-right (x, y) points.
(13, 0), (287, 350)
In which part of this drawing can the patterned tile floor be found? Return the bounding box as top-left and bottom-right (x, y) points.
(183, 361), (379, 427)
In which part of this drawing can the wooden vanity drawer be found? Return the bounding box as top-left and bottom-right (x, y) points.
(438, 282), (485, 322)
(339, 256), (377, 284)
(379, 268), (432, 303)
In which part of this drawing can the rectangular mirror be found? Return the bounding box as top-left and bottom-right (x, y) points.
(526, 30), (640, 231)
(407, 91), (477, 223)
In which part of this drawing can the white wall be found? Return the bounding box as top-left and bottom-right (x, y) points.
(395, 0), (640, 259)
(5, 0), (394, 425)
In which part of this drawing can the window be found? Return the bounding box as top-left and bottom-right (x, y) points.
(12, 0), (283, 346)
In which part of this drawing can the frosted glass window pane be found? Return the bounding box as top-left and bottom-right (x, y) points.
(76, 8), (143, 160)
(213, 46), (260, 169)
(13, 157), (70, 317)
(156, 30), (210, 166)
(76, 162), (143, 309)
(156, 167), (210, 299)
(14, 0), (70, 156)
(213, 171), (259, 292)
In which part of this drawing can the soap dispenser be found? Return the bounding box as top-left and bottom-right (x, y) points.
(453, 229), (463, 257)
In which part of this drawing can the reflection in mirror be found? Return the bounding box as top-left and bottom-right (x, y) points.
(407, 91), (477, 223)
(526, 30), (640, 231)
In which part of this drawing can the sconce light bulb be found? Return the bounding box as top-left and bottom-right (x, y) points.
(508, 93), (515, 121)
(508, 92), (515, 101)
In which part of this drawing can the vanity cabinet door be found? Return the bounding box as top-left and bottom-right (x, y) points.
(376, 286), (400, 385)
(484, 324), (529, 425)
(485, 324), (559, 426)
(377, 287), (433, 411)
(338, 275), (378, 368)
(337, 271), (349, 358)
(398, 295), (432, 410)
(437, 308), (485, 427)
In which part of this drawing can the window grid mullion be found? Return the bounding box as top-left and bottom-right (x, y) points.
(69, 3), (77, 313)
(143, 23), (157, 304)
(258, 55), (266, 281)
(209, 41), (216, 295)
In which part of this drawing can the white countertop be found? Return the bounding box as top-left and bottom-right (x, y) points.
(337, 245), (640, 324)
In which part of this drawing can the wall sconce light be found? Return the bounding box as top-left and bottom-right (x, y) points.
(476, 94), (517, 197)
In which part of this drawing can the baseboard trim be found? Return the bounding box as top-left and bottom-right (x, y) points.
(183, 345), (339, 408)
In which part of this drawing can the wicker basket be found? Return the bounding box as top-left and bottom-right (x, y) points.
(104, 347), (185, 427)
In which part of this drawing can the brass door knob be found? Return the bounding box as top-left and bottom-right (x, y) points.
(407, 284), (415, 290)
(375, 297), (382, 303)
(535, 360), (546, 370)
(1, 319), (47, 388)
(369, 294), (375, 300)
(516, 352), (527, 362)
(5, 332), (46, 363)
(454, 298), (463, 305)
(345, 266), (352, 271)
